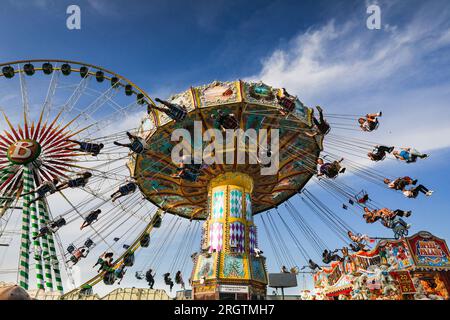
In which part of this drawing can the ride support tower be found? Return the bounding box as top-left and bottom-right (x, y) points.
(191, 172), (266, 299)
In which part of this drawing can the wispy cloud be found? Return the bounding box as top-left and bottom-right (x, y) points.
(247, 1), (450, 152)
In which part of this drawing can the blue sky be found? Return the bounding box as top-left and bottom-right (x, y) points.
(1, 0), (450, 297)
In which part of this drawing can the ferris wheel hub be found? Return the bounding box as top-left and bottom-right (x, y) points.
(6, 139), (42, 165)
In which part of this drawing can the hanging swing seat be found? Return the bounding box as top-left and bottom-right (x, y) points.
(140, 233), (150, 247)
(103, 271), (116, 285)
(123, 252), (135, 267)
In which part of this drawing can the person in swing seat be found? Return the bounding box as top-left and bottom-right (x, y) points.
(322, 249), (344, 264)
(153, 98), (188, 122)
(57, 171), (92, 191)
(163, 272), (174, 292)
(358, 112), (382, 132)
(65, 140), (104, 156)
(367, 145), (394, 161)
(306, 106), (330, 137)
(276, 88), (297, 116)
(211, 109), (239, 132)
(175, 271), (185, 290)
(384, 177), (417, 191)
(316, 158), (346, 178)
(22, 178), (60, 204)
(113, 132), (147, 154)
(301, 259), (322, 271)
(145, 268), (155, 289)
(111, 182), (137, 202)
(393, 147), (428, 163)
(80, 209), (102, 230)
(363, 207), (411, 224)
(403, 185), (433, 198)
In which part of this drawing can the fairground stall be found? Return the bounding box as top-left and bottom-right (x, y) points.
(313, 231), (450, 300)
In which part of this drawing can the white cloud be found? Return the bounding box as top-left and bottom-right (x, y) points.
(246, 5), (450, 154)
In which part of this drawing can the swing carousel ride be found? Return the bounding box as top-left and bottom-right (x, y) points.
(0, 59), (448, 300)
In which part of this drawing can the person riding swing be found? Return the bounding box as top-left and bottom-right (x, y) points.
(153, 98), (188, 122)
(114, 265), (127, 285)
(363, 207), (412, 225)
(175, 271), (185, 290)
(403, 185), (433, 198)
(173, 154), (207, 182)
(300, 259), (322, 271)
(33, 216), (67, 240)
(93, 252), (114, 273)
(57, 172), (92, 191)
(172, 167), (201, 182)
(80, 209), (102, 230)
(68, 246), (89, 265)
(145, 268), (155, 289)
(111, 182), (137, 202)
(347, 231), (370, 252)
(317, 158), (346, 179)
(306, 106), (330, 137)
(358, 112), (382, 132)
(322, 249), (344, 264)
(276, 88), (297, 116)
(65, 140), (104, 156)
(384, 177), (417, 191)
(113, 132), (147, 154)
(163, 272), (174, 292)
(367, 145), (394, 162)
(393, 147), (428, 163)
(211, 110), (239, 132)
(22, 178), (60, 204)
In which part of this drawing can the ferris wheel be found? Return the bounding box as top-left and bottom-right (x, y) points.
(0, 59), (162, 294)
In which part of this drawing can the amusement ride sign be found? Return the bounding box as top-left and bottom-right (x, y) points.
(219, 285), (249, 293)
(6, 139), (42, 165)
(407, 232), (450, 268)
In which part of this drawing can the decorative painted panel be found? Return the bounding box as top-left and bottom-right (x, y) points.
(201, 221), (209, 250)
(193, 254), (216, 281)
(245, 193), (252, 222)
(230, 222), (245, 253)
(229, 189), (243, 218)
(407, 232), (450, 268)
(212, 190), (225, 219)
(251, 258), (266, 283)
(378, 240), (414, 269)
(196, 81), (239, 108)
(209, 222), (223, 252)
(222, 254), (247, 279)
(249, 225), (257, 253)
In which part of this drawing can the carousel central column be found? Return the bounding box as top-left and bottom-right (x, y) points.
(191, 172), (268, 300)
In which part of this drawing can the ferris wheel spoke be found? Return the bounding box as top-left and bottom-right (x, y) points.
(60, 75), (91, 121)
(82, 99), (143, 139)
(0, 167), (22, 193)
(17, 64), (31, 124)
(39, 113), (82, 148)
(1, 112), (21, 141)
(57, 190), (116, 252)
(85, 86), (127, 115)
(78, 85), (120, 119)
(42, 65), (60, 122)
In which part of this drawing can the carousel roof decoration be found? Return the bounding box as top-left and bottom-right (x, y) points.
(134, 80), (320, 220)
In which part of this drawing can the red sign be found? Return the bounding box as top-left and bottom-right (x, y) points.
(7, 139), (41, 165)
(407, 233), (450, 268)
